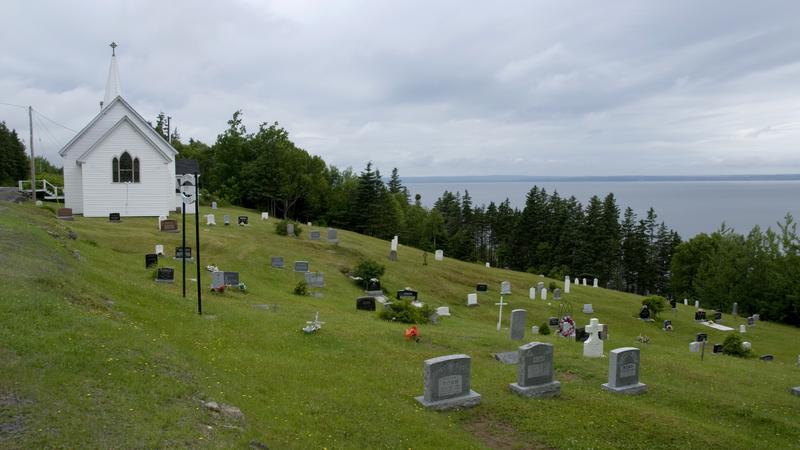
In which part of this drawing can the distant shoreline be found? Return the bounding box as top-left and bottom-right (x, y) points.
(401, 174), (800, 183)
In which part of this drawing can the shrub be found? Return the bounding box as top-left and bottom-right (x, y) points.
(352, 259), (385, 287)
(549, 281), (558, 291)
(275, 220), (303, 237)
(539, 322), (551, 335)
(642, 296), (667, 320)
(293, 280), (308, 296)
(379, 300), (433, 324)
(722, 333), (750, 357)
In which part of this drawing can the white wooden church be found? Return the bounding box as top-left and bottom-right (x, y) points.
(59, 44), (196, 217)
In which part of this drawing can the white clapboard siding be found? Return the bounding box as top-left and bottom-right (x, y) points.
(81, 120), (173, 217)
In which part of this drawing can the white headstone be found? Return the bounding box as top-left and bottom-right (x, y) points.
(742, 341), (752, 351)
(435, 250), (444, 261)
(307, 222), (312, 226)
(739, 324), (746, 333)
(684, 298), (688, 306)
(206, 214), (216, 225)
(583, 318), (604, 358)
(564, 276), (571, 294)
(155, 245), (164, 255)
(158, 215), (167, 229)
(211, 201), (217, 210)
(593, 278), (598, 288)
(541, 288), (548, 300)
(531, 325), (540, 335)
(573, 276), (579, 286)
(694, 300), (700, 309)
(390, 237), (398, 251)
(261, 212), (269, 220)
(467, 293), (478, 307)
(529, 287), (536, 300)
(485, 262), (490, 268)
(582, 278), (587, 286)
(436, 306), (451, 317)
(689, 341), (701, 353)
(495, 297), (508, 331)
(582, 304), (593, 314)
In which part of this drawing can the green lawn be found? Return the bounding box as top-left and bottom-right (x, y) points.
(1, 201), (799, 449)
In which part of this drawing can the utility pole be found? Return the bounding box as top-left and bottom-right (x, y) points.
(167, 116), (171, 144)
(28, 106), (36, 199)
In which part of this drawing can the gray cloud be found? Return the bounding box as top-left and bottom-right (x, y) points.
(2, 0), (800, 176)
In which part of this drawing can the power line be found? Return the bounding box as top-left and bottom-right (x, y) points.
(0, 101), (28, 110)
(32, 108), (77, 133)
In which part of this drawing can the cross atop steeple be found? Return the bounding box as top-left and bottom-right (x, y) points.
(103, 42), (122, 107)
(110, 41), (118, 56)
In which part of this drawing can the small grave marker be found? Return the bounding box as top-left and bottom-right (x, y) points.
(310, 230), (321, 240)
(327, 228), (338, 243)
(397, 289), (418, 301)
(695, 310), (706, 321)
(495, 297), (508, 332)
(466, 293), (478, 307)
(160, 219), (178, 232)
(206, 214), (216, 225)
(500, 281), (511, 295)
(155, 245), (164, 255)
(476, 283), (488, 292)
(356, 297), (376, 311)
(564, 276), (571, 294)
(415, 354), (481, 410)
(271, 256), (285, 269)
(174, 247), (192, 260)
(155, 267), (175, 283)
(553, 288), (562, 300)
(238, 216), (249, 226)
(109, 212), (121, 222)
(145, 253), (158, 268)
(582, 304), (593, 314)
(261, 212), (269, 220)
(602, 347), (647, 394)
(294, 261), (310, 272)
(529, 287), (536, 300)
(57, 208), (74, 220)
(287, 223), (295, 236)
(434, 249), (444, 261)
(211, 201), (217, 209)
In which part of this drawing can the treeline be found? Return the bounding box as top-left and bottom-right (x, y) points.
(0, 121), (28, 186)
(671, 217), (800, 325)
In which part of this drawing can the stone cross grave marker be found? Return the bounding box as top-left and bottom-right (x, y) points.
(155, 267), (175, 283)
(434, 249), (444, 261)
(564, 276), (571, 293)
(310, 230), (321, 240)
(495, 297), (508, 331)
(500, 281), (511, 295)
(294, 261), (309, 272)
(356, 296), (376, 311)
(271, 256), (284, 269)
(602, 347), (647, 394)
(467, 293), (478, 306)
(415, 354), (481, 410)
(509, 342), (561, 398)
(145, 253), (158, 268)
(510, 309), (527, 340)
(584, 318), (604, 358)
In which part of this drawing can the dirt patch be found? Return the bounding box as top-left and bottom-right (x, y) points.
(464, 416), (553, 450)
(0, 392), (32, 441)
(556, 370), (580, 382)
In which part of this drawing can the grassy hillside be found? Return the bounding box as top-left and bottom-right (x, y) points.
(1, 201), (799, 449)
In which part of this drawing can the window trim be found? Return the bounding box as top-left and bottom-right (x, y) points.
(112, 151), (140, 183)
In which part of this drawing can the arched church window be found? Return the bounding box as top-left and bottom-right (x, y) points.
(119, 152), (133, 182)
(112, 157), (119, 182)
(133, 158), (140, 182)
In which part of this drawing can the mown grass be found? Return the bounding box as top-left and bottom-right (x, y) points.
(1, 201), (799, 449)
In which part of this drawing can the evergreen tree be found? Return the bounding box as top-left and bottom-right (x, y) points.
(0, 122), (28, 186)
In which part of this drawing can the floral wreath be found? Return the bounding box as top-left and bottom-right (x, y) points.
(558, 315), (576, 337)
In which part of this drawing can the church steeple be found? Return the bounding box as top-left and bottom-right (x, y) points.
(103, 42), (122, 107)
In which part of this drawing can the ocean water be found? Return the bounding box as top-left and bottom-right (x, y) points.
(404, 180), (800, 239)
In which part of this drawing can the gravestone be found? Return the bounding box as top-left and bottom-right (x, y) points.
(397, 289), (418, 301)
(109, 212), (121, 222)
(548, 317), (559, 327)
(742, 341), (752, 351)
(713, 344), (723, 354)
(155, 267), (175, 283)
(531, 326), (540, 335)
(206, 214), (216, 225)
(529, 287), (536, 300)
(356, 296), (376, 311)
(593, 278), (599, 288)
(391, 236), (398, 251)
(753, 314), (760, 321)
(582, 278), (587, 286)
(155, 245), (164, 255)
(304, 272), (325, 288)
(293, 261), (310, 272)
(509, 342), (561, 398)
(476, 283), (488, 292)
(57, 208), (74, 220)
(541, 288), (548, 300)
(639, 305), (651, 320)
(663, 319), (672, 330)
(602, 347), (647, 394)
(583, 318), (604, 358)
(747, 316), (755, 326)
(739, 324), (746, 333)
(695, 311), (706, 321)
(537, 282), (545, 292)
(307, 222), (312, 227)
(713, 311), (722, 321)
(434, 250), (444, 261)
(211, 271), (225, 290)
(238, 216), (249, 226)
(223, 215), (231, 226)
(174, 247), (192, 260)
(573, 276), (579, 286)
(500, 281), (511, 295)
(575, 327), (589, 342)
(388, 250), (398, 261)
(261, 212), (269, 220)
(583, 304), (593, 314)
(415, 354), (481, 410)
(553, 288), (562, 300)
(485, 262), (490, 268)
(695, 300), (700, 309)
(732, 302), (738, 315)
(467, 293), (478, 306)
(669, 299), (677, 309)
(224, 272), (240, 286)
(564, 276), (571, 294)
(327, 228), (338, 243)
(145, 254), (158, 268)
(792, 387), (800, 397)
(684, 299), (688, 306)
(599, 324), (609, 340)
(158, 215), (167, 229)
(160, 219), (178, 232)
(310, 230), (321, 240)
(509, 309), (527, 340)
(436, 306), (451, 316)
(211, 201), (217, 209)
(759, 354), (774, 361)
(271, 256), (284, 269)
(696, 333), (708, 342)
(690, 341), (701, 353)
(287, 223), (295, 236)
(366, 278), (381, 294)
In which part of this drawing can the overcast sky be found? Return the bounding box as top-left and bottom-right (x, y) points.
(2, 1), (800, 176)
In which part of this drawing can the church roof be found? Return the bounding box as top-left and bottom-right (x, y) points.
(75, 115), (174, 164)
(175, 159), (200, 175)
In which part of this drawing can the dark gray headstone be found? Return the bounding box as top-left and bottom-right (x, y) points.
(415, 354), (481, 410)
(476, 283), (488, 292)
(760, 354), (774, 361)
(713, 344), (723, 353)
(553, 288), (562, 300)
(287, 223), (295, 236)
(304, 271), (325, 288)
(211, 271), (225, 289)
(160, 219), (178, 232)
(57, 208), (74, 220)
(223, 215), (231, 226)
(293, 261), (309, 272)
(310, 230), (321, 240)
(175, 246), (192, 259)
(548, 317), (559, 327)
(238, 216), (248, 225)
(271, 256), (284, 268)
(145, 253), (158, 268)
(695, 310), (706, 321)
(575, 327), (589, 342)
(713, 311), (722, 321)
(327, 228), (338, 242)
(663, 320), (672, 329)
(509, 309), (527, 340)
(109, 212), (121, 222)
(366, 278), (381, 292)
(155, 267), (175, 283)
(356, 297), (376, 311)
(397, 289), (418, 301)
(747, 316), (755, 326)
(696, 333), (708, 342)
(602, 347), (646, 394)
(224, 272), (240, 286)
(509, 342), (561, 398)
(599, 323), (608, 340)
